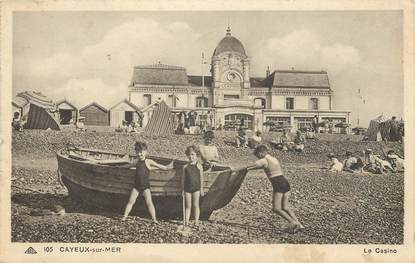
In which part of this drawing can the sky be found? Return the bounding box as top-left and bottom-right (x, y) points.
(13, 11), (403, 127)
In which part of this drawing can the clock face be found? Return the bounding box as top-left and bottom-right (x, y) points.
(227, 72), (237, 81)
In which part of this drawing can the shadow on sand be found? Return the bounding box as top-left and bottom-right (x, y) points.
(11, 192), (121, 218)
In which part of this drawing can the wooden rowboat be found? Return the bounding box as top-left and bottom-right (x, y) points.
(56, 147), (248, 219)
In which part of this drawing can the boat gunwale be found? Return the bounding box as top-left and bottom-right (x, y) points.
(56, 148), (231, 174)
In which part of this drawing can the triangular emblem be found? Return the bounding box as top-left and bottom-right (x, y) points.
(24, 246), (37, 254)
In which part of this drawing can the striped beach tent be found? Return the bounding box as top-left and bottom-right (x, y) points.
(366, 114), (389, 141)
(143, 100), (174, 137)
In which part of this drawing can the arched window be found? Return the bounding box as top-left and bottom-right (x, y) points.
(254, 98), (266, 108)
(196, 96), (208, 108)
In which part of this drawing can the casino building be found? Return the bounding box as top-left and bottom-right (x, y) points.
(128, 27), (350, 132)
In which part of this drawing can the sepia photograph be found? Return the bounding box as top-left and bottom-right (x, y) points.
(1, 0), (414, 262)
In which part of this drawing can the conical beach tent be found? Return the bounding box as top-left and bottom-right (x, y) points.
(366, 114), (389, 141)
(143, 100), (174, 137)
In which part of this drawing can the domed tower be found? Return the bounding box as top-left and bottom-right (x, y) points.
(211, 27), (250, 106)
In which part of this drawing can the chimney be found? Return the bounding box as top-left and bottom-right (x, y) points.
(266, 66), (270, 78)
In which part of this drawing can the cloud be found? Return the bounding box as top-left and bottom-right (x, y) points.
(46, 78), (126, 109)
(13, 18), (201, 107)
(254, 29), (361, 73)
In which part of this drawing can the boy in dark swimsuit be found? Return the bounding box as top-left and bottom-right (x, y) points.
(183, 145), (204, 225)
(122, 142), (173, 222)
(248, 145), (304, 233)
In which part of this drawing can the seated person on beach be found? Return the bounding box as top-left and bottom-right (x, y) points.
(12, 112), (25, 132)
(249, 131), (263, 149)
(305, 128), (316, 139)
(343, 151), (364, 173)
(246, 145), (304, 233)
(236, 126), (248, 148)
(364, 149), (382, 174)
(122, 141), (174, 222)
(183, 145), (204, 226)
(373, 154), (394, 173)
(271, 130), (291, 151)
(386, 150), (404, 171)
(327, 153), (343, 172)
(199, 130), (220, 171)
(293, 130), (305, 152)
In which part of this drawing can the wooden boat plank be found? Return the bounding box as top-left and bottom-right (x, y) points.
(65, 169), (213, 193)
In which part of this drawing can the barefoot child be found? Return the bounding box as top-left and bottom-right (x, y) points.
(122, 141), (174, 222)
(183, 145), (204, 225)
(248, 145), (304, 233)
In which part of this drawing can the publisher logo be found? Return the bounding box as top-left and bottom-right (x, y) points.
(24, 247), (37, 254)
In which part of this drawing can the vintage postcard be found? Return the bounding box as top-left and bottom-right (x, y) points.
(0, 0), (414, 262)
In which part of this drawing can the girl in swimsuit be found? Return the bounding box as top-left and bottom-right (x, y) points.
(248, 144), (304, 233)
(183, 145), (204, 225)
(122, 141), (174, 222)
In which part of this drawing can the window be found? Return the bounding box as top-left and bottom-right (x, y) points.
(310, 98), (319, 110)
(266, 117), (290, 126)
(286, 97), (294, 109)
(224, 95), (240, 100)
(143, 94), (152, 106)
(254, 98), (266, 108)
(295, 117), (313, 131)
(196, 97), (208, 108)
(224, 114), (253, 130)
(168, 95), (177, 107)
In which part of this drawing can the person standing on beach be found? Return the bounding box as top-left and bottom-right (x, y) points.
(247, 145), (304, 233)
(312, 115), (319, 133)
(183, 145), (204, 225)
(122, 141), (174, 222)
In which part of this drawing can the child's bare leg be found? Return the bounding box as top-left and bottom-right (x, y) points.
(123, 188), (139, 219)
(185, 192), (192, 225)
(272, 192), (297, 224)
(192, 191), (201, 225)
(142, 189), (157, 222)
(282, 192), (303, 228)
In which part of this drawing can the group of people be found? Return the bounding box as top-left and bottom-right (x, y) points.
(235, 126), (263, 148)
(174, 111), (214, 135)
(270, 130), (306, 153)
(122, 131), (220, 226)
(328, 149), (404, 174)
(121, 130), (304, 233)
(116, 120), (141, 133)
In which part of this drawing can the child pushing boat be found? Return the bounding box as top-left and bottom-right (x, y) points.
(121, 141), (174, 222)
(247, 144), (304, 233)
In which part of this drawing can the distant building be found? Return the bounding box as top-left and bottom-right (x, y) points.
(128, 27), (350, 132)
(79, 102), (109, 126)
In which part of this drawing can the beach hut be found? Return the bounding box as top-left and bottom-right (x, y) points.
(366, 114), (389, 141)
(109, 99), (141, 127)
(79, 102), (109, 126)
(12, 91), (61, 130)
(143, 100), (175, 137)
(12, 96), (29, 118)
(56, 100), (78, 124)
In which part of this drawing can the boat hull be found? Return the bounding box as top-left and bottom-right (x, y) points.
(57, 149), (248, 219)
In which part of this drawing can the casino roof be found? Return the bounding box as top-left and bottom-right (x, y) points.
(263, 70), (330, 89)
(130, 63), (189, 86)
